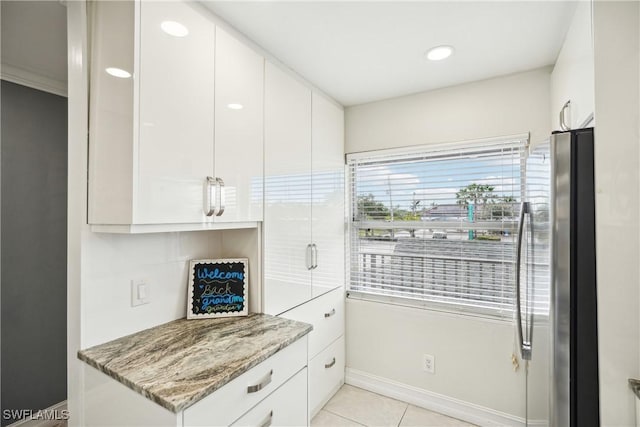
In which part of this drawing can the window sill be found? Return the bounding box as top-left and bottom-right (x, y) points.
(346, 290), (550, 325)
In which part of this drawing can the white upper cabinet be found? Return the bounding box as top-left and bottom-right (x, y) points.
(88, 1), (263, 231)
(136, 0), (215, 224)
(214, 27), (264, 223)
(311, 94), (345, 298)
(550, 1), (595, 130)
(88, 0), (136, 225)
(263, 61), (345, 314)
(264, 62), (313, 314)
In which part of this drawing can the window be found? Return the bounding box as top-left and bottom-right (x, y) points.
(347, 135), (549, 319)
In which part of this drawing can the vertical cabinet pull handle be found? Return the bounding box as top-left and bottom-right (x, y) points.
(216, 177), (225, 217)
(311, 243), (318, 269)
(204, 176), (217, 216)
(325, 357), (336, 369)
(259, 411), (273, 427)
(324, 308), (336, 318)
(559, 100), (571, 131)
(306, 244), (313, 270)
(247, 370), (273, 393)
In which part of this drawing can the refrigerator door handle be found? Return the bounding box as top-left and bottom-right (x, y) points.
(515, 201), (532, 361)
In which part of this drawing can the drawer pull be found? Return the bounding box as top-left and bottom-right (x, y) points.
(324, 308), (336, 318)
(325, 357), (336, 369)
(247, 370), (273, 393)
(259, 410), (273, 427)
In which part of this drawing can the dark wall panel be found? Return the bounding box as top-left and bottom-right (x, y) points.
(1, 80), (67, 425)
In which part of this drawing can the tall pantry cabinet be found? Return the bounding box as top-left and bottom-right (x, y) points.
(263, 62), (346, 417)
(263, 62), (313, 314)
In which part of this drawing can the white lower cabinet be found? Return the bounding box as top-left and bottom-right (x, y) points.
(183, 338), (307, 426)
(82, 338), (309, 427)
(281, 287), (344, 359)
(309, 336), (345, 417)
(231, 368), (308, 427)
(279, 288), (345, 419)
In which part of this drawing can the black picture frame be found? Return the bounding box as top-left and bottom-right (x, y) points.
(187, 258), (249, 319)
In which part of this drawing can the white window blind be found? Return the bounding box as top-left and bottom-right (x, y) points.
(347, 136), (547, 319)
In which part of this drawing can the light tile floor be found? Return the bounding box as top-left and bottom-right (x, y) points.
(311, 385), (476, 427)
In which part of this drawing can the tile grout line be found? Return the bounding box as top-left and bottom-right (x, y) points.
(321, 408), (367, 426)
(397, 404), (409, 427)
(319, 385), (477, 427)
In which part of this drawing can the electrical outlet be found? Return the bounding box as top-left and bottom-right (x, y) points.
(131, 279), (151, 307)
(423, 354), (435, 373)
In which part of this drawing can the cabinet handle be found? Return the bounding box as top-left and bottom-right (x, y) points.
(311, 243), (318, 269)
(215, 177), (225, 217)
(559, 100), (571, 131)
(259, 411), (273, 427)
(306, 244), (313, 270)
(325, 357), (336, 369)
(324, 308), (336, 318)
(247, 370), (273, 393)
(204, 176), (217, 216)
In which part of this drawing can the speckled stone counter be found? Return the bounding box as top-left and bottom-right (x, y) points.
(78, 313), (312, 413)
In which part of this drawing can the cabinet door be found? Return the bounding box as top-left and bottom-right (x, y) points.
(309, 336), (345, 418)
(550, 1), (594, 130)
(214, 27), (264, 223)
(88, 0), (135, 224)
(136, 1), (215, 224)
(311, 94), (345, 297)
(264, 62), (312, 315)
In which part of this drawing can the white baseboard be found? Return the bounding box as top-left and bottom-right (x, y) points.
(345, 368), (547, 427)
(6, 401), (68, 427)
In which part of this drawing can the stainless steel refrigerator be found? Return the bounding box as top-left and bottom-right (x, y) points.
(516, 127), (599, 427)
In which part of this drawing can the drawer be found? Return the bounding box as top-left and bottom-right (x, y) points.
(231, 368), (307, 427)
(183, 337), (307, 426)
(280, 287), (344, 358)
(309, 335), (345, 418)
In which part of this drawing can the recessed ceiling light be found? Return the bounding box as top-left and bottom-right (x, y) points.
(227, 103), (244, 110)
(161, 21), (189, 37)
(105, 67), (131, 78)
(425, 45), (454, 61)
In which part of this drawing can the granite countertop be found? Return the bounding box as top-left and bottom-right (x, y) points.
(77, 313), (312, 413)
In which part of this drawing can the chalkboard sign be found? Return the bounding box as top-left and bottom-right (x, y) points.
(187, 258), (248, 319)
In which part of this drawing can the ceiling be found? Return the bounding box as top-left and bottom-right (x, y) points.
(0, 2), (577, 106)
(203, 1), (577, 106)
(1, 1), (68, 86)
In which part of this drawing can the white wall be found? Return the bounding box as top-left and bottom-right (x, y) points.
(345, 67), (552, 154)
(347, 300), (549, 422)
(592, 2), (640, 425)
(550, 1), (595, 130)
(344, 69), (552, 424)
(81, 231), (217, 347)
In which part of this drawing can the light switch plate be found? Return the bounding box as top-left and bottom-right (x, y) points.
(131, 279), (150, 307)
